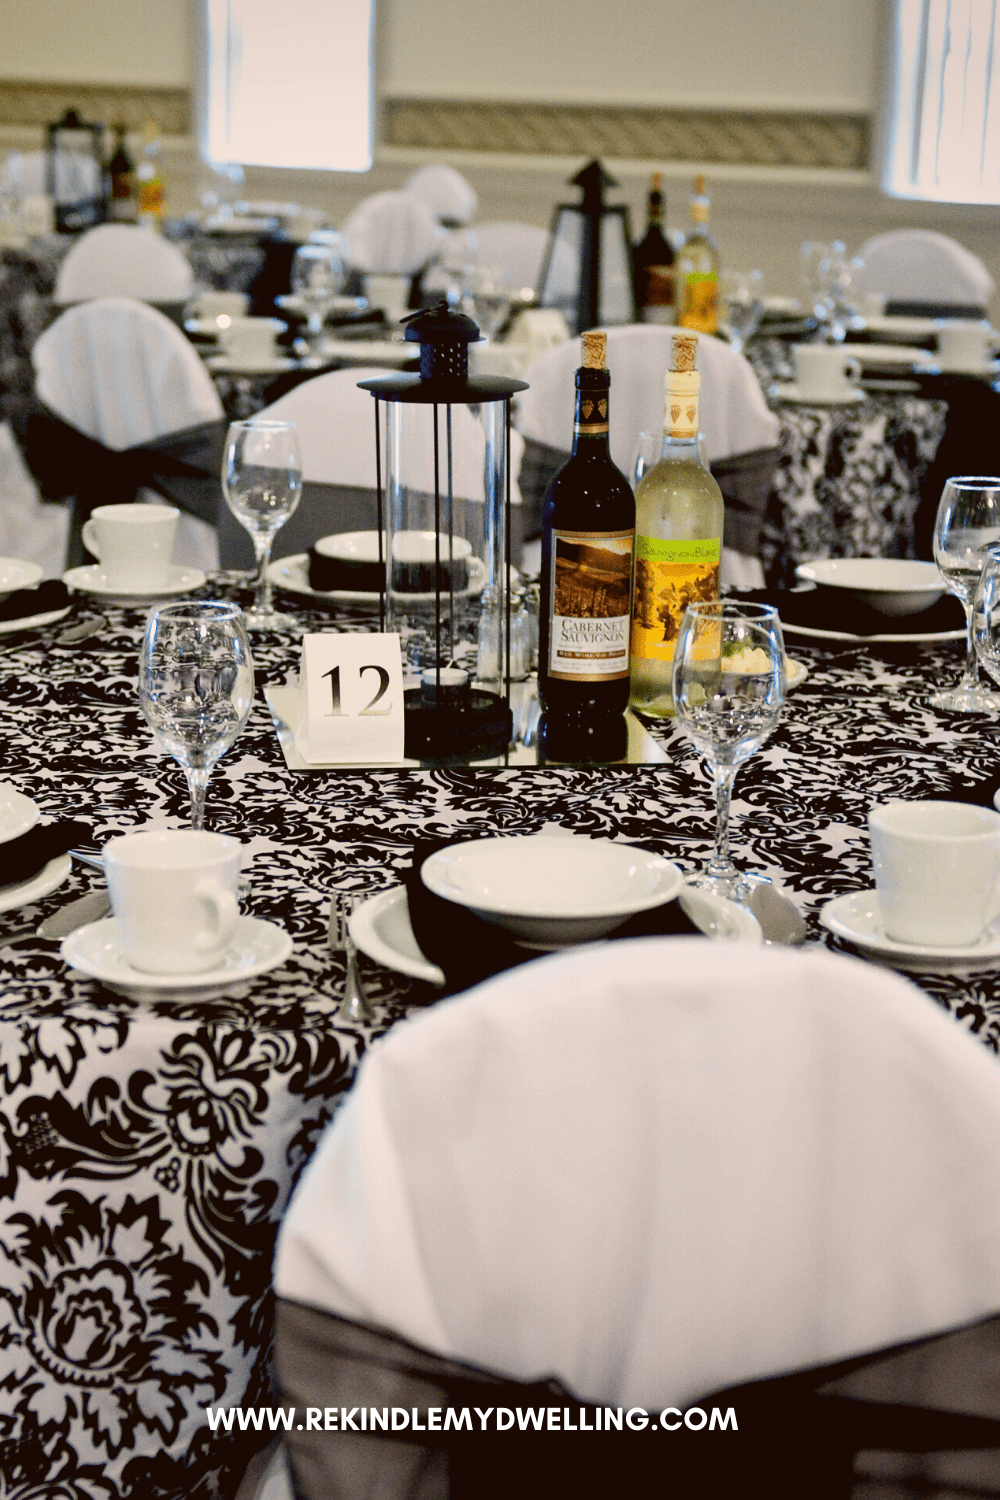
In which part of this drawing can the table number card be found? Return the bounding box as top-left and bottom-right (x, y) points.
(295, 633), (405, 763)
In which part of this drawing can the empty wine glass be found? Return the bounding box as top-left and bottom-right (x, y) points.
(290, 242), (342, 342)
(720, 269), (764, 353)
(463, 265), (514, 339)
(672, 601), (786, 900)
(222, 419), (303, 632)
(139, 601), (254, 830)
(932, 476), (1000, 713)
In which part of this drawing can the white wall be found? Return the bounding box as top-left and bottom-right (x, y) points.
(5, 0), (190, 85)
(378, 0), (879, 112)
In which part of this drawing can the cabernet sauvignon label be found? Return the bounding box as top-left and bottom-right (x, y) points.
(548, 529), (634, 680)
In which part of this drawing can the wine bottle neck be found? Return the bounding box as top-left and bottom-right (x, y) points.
(572, 371), (611, 454)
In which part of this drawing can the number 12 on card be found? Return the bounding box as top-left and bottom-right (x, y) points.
(296, 633), (405, 763)
(323, 663), (391, 717)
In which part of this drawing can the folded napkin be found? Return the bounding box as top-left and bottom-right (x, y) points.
(734, 586), (964, 638)
(0, 580), (71, 624)
(404, 837), (700, 995)
(0, 820), (92, 889)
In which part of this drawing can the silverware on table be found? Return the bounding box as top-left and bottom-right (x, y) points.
(328, 891), (373, 1023)
(0, 888), (112, 945)
(57, 615), (106, 645)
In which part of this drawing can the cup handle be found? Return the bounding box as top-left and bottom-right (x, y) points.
(81, 519), (100, 560)
(844, 356), (861, 385)
(193, 879), (240, 952)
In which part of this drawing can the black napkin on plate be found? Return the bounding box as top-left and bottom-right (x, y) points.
(0, 580), (71, 624)
(732, 586), (964, 638)
(0, 820), (92, 889)
(404, 837), (701, 996)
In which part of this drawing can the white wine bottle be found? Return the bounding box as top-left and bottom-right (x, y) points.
(676, 174), (719, 334)
(629, 331), (723, 719)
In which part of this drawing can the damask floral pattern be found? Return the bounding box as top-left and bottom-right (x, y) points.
(0, 599), (998, 1496)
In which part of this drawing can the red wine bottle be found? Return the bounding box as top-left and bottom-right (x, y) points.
(538, 330), (636, 719)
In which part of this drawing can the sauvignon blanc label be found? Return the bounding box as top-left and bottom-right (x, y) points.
(630, 534), (721, 664)
(548, 529), (634, 680)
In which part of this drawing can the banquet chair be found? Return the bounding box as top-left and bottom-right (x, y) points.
(342, 192), (442, 278)
(404, 164), (478, 227)
(53, 223), (195, 305)
(852, 230), (995, 318)
(30, 297), (223, 570)
(261, 940), (1000, 1500)
(218, 368), (526, 570)
(516, 324), (781, 586)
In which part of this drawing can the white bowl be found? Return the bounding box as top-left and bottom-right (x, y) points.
(314, 531), (472, 565)
(795, 558), (945, 616)
(0, 556), (43, 602)
(421, 834), (683, 945)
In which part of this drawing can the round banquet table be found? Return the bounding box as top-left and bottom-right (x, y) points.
(0, 590), (999, 1497)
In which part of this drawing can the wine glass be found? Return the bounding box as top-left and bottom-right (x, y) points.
(463, 265), (514, 340)
(222, 419), (303, 632)
(290, 242), (342, 343)
(720, 270), (764, 354)
(630, 430), (710, 490)
(972, 542), (1000, 687)
(931, 476), (1000, 713)
(672, 601), (786, 899)
(139, 602), (254, 830)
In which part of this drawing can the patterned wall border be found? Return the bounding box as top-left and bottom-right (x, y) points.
(384, 99), (870, 171)
(0, 81), (190, 135)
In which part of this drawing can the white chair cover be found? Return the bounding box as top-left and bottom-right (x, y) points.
(276, 939), (1000, 1411)
(0, 421), (70, 578)
(852, 230), (994, 307)
(33, 297), (223, 569)
(54, 224), (195, 305)
(472, 221), (577, 300)
(261, 367), (524, 503)
(341, 192), (442, 277)
(404, 165), (478, 226)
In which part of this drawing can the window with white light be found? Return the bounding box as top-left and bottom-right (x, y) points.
(202, 0), (374, 172)
(881, 0), (1000, 204)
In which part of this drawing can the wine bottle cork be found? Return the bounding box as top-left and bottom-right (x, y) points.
(581, 330), (607, 369)
(671, 332), (698, 373)
(665, 332), (700, 437)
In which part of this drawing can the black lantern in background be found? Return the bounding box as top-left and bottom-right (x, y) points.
(538, 159), (637, 334)
(46, 109), (106, 233)
(359, 304), (528, 766)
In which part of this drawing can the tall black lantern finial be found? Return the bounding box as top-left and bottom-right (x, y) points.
(538, 159), (637, 334)
(359, 307), (529, 766)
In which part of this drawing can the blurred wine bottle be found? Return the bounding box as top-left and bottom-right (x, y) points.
(136, 119), (165, 228)
(538, 329), (636, 724)
(676, 174), (719, 334)
(106, 122), (136, 223)
(632, 171), (675, 324)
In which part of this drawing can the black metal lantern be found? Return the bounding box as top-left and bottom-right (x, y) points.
(47, 109), (106, 233)
(538, 159), (637, 334)
(359, 304), (527, 766)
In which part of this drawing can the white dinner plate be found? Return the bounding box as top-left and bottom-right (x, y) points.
(925, 359), (1000, 378)
(862, 315), (940, 341)
(61, 915), (293, 998)
(0, 854), (72, 916)
(780, 620), (965, 644)
(821, 888), (1000, 972)
(268, 552), (487, 607)
(0, 605), (72, 635)
(0, 557), (44, 596)
(0, 784), (39, 843)
(206, 354), (297, 376)
(771, 382), (866, 407)
(853, 344), (935, 368)
(350, 882), (760, 988)
(63, 563), (207, 605)
(422, 834), (684, 945)
(275, 294), (367, 317)
(312, 338), (416, 367)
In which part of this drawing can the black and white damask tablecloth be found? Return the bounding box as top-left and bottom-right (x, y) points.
(1, 597), (1000, 1498)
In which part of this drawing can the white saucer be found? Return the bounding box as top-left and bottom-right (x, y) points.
(786, 657), (808, 689)
(0, 784), (38, 843)
(62, 563), (207, 605)
(926, 359), (1000, 378)
(781, 620), (965, 644)
(269, 552), (487, 608)
(862, 315), (940, 341)
(772, 382), (866, 406)
(0, 557), (44, 596)
(821, 889), (1000, 971)
(854, 344), (934, 368)
(206, 354), (297, 376)
(61, 915), (293, 998)
(0, 605), (72, 635)
(350, 881), (760, 987)
(0, 854), (72, 916)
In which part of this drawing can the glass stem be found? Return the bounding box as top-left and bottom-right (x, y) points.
(185, 766), (211, 830)
(252, 534), (275, 617)
(961, 601), (981, 689)
(707, 763), (739, 878)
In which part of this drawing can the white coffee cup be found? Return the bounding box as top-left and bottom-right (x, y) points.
(364, 274), (410, 327)
(935, 319), (995, 371)
(218, 316), (284, 364)
(868, 800), (1000, 947)
(104, 829), (243, 974)
(793, 343), (862, 399)
(81, 503), (179, 589)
